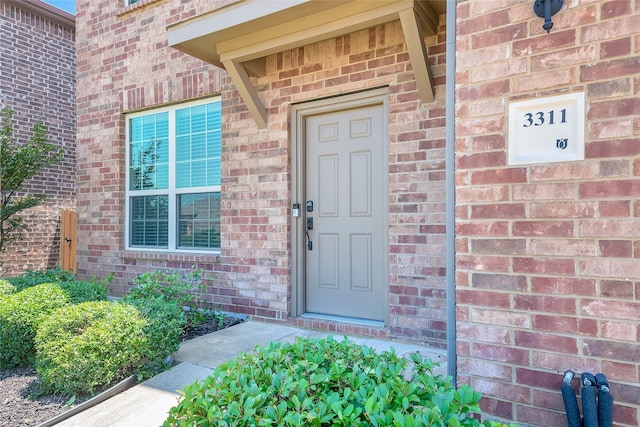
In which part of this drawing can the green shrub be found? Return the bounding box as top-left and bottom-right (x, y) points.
(35, 301), (148, 396)
(58, 278), (109, 304)
(124, 296), (186, 379)
(0, 278), (16, 296)
(125, 267), (219, 328)
(0, 283), (69, 368)
(165, 336), (515, 427)
(7, 267), (75, 291)
(126, 268), (204, 307)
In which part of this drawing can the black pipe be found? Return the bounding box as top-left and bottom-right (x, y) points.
(581, 372), (598, 427)
(596, 373), (614, 427)
(561, 371), (581, 427)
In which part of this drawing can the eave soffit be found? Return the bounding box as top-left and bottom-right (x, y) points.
(168, 0), (445, 128)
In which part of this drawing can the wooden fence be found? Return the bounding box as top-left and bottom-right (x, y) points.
(59, 209), (76, 274)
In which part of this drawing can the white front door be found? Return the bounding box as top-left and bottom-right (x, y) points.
(304, 103), (387, 321)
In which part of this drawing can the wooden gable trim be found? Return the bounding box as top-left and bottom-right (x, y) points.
(399, 8), (435, 103)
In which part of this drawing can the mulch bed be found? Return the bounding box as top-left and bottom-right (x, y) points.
(0, 315), (244, 427)
(180, 315), (243, 341)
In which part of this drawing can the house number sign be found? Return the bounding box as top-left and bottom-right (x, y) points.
(508, 92), (585, 165)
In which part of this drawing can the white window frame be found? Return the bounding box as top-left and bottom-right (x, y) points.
(124, 96), (222, 253)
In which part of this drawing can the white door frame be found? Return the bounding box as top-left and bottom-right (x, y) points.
(290, 87), (390, 324)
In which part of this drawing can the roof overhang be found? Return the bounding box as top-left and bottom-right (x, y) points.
(168, 0), (444, 128)
(1, 0), (75, 27)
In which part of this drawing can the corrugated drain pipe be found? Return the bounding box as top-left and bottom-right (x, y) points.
(445, 0), (457, 386)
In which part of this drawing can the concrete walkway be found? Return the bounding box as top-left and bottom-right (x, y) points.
(56, 321), (447, 427)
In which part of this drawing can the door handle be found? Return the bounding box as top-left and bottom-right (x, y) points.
(306, 217), (313, 250)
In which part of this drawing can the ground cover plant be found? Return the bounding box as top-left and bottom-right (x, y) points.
(165, 336), (518, 427)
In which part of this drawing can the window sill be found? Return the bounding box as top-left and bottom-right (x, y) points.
(118, 0), (166, 17)
(121, 249), (221, 264)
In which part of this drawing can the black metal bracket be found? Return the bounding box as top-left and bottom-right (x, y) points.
(533, 0), (564, 33)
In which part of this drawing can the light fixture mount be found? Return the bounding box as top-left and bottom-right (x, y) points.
(533, 0), (564, 33)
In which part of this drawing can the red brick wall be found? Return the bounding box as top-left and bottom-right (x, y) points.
(75, 0), (226, 288)
(76, 0), (448, 346)
(455, 1), (640, 425)
(0, 1), (76, 275)
(229, 19), (448, 346)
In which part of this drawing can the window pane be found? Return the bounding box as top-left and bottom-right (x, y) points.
(207, 103), (221, 130)
(156, 114), (168, 137)
(206, 160), (221, 186)
(156, 164), (169, 188)
(207, 131), (221, 157)
(127, 98), (221, 252)
(130, 117), (143, 142)
(130, 195), (168, 248)
(175, 101), (221, 189)
(192, 133), (206, 159)
(176, 162), (189, 187)
(191, 105), (206, 133)
(142, 116), (156, 140)
(129, 112), (169, 191)
(191, 160), (206, 187)
(176, 109), (190, 135)
(176, 135), (190, 162)
(177, 192), (220, 249)
(157, 137), (169, 164)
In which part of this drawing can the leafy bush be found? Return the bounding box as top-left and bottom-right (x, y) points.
(0, 108), (64, 253)
(124, 296), (186, 379)
(7, 267), (75, 291)
(35, 301), (148, 396)
(6, 267), (110, 302)
(0, 278), (16, 296)
(165, 336), (517, 427)
(0, 283), (69, 368)
(126, 267), (220, 327)
(127, 267), (205, 307)
(58, 277), (110, 304)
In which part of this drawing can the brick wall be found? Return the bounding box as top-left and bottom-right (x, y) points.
(455, 1), (640, 425)
(0, 1), (76, 275)
(75, 0), (226, 290)
(231, 18), (448, 346)
(76, 0), (449, 346)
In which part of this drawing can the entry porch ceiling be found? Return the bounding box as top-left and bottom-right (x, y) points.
(168, 0), (445, 128)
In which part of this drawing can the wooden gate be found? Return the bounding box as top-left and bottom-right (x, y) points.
(60, 209), (77, 274)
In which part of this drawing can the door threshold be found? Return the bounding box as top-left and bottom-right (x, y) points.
(301, 313), (385, 328)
